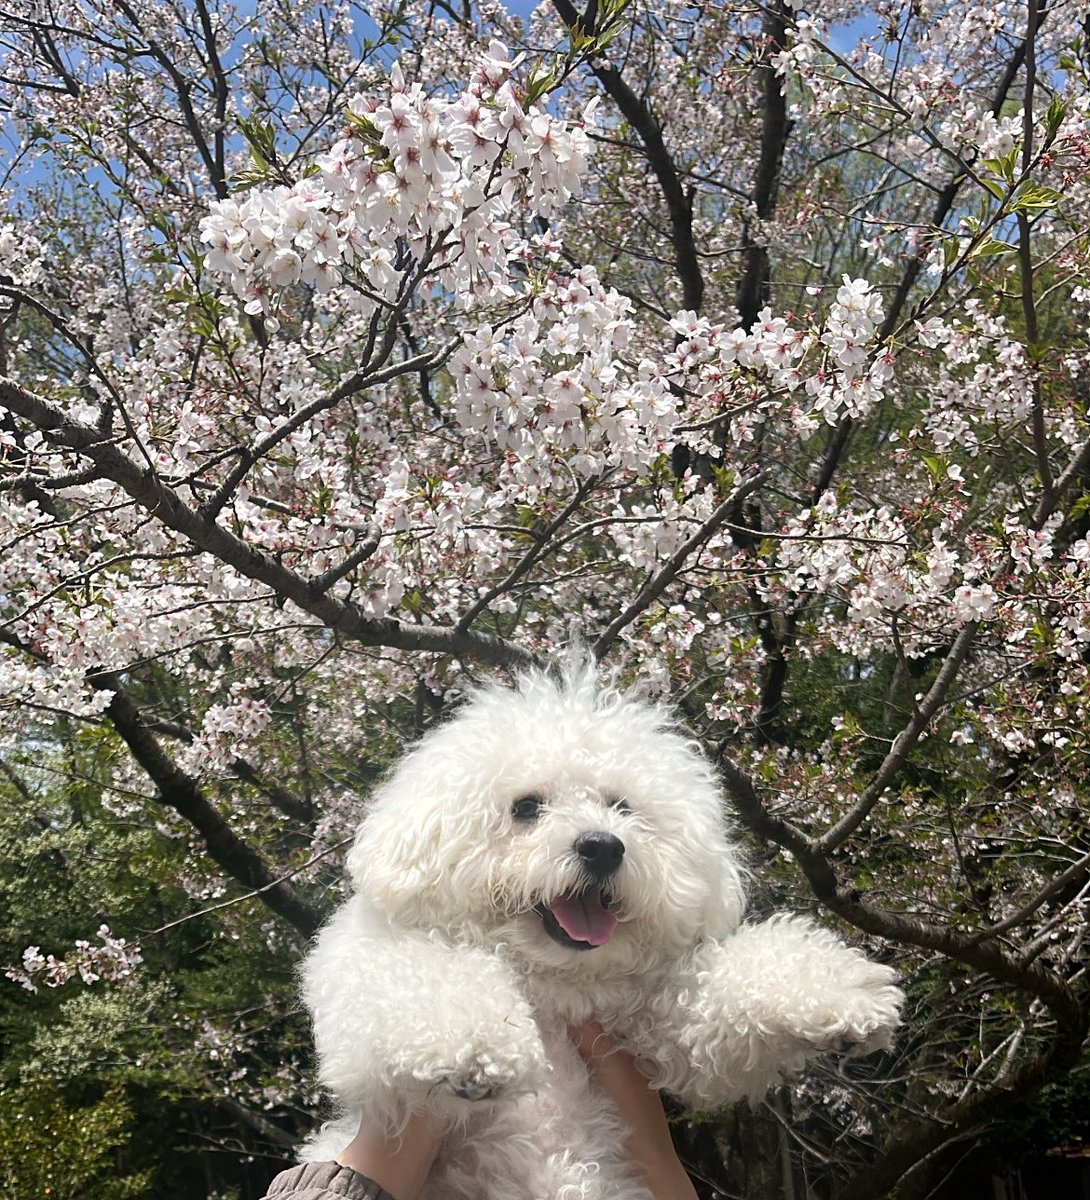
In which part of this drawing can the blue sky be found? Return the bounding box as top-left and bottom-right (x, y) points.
(498, 0), (882, 51)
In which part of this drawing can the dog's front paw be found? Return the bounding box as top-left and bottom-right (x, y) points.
(411, 1030), (547, 1106)
(839, 972), (905, 1055)
(794, 960), (904, 1056)
(429, 1055), (521, 1102)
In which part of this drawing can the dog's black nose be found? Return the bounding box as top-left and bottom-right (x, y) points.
(574, 831), (625, 877)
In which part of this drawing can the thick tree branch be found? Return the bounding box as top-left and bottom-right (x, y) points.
(553, 0), (704, 311)
(88, 671), (323, 939)
(718, 751), (1082, 1024)
(193, 0), (229, 189)
(112, 0), (227, 197)
(735, 0), (790, 329)
(0, 374), (535, 672)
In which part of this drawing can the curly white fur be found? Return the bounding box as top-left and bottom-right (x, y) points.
(300, 659), (904, 1198)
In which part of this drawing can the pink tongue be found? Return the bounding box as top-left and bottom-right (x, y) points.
(550, 892), (618, 946)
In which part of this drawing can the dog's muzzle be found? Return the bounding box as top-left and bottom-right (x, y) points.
(536, 832), (625, 950)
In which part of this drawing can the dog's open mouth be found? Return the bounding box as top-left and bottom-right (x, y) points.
(536, 889), (617, 950)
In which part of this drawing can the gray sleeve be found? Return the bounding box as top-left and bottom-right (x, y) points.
(261, 1162), (399, 1200)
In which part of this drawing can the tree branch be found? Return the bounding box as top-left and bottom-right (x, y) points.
(216, 1095), (298, 1150)
(229, 757), (316, 825)
(718, 749), (1082, 1023)
(193, 0), (229, 189)
(305, 527), (382, 596)
(835, 1014), (1086, 1200)
(735, 0), (790, 329)
(112, 0), (227, 197)
(0, 374), (535, 672)
(455, 472), (608, 633)
(593, 470), (769, 659)
(817, 621), (979, 852)
(811, 18), (1042, 502)
(88, 671), (323, 939)
(1018, 0), (1054, 508)
(965, 850), (1090, 947)
(553, 0), (704, 311)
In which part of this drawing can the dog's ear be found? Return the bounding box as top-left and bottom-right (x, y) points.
(345, 746), (494, 928)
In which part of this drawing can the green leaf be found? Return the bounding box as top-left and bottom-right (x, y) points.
(981, 147), (1019, 183)
(968, 234), (1017, 258)
(345, 110), (383, 143)
(1069, 491), (1090, 522)
(237, 116), (278, 170)
(941, 232), (961, 268)
(1010, 181), (1066, 215)
(568, 20), (593, 52)
(345, 111), (393, 164)
(229, 169), (268, 192)
(1043, 96), (1067, 147)
(523, 66), (562, 109)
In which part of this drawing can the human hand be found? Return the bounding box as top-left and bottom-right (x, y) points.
(570, 1022), (698, 1200)
(335, 1108), (445, 1200)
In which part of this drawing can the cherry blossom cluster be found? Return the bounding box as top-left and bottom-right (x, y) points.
(770, 0), (1088, 264)
(914, 303), (1045, 453)
(181, 684), (273, 774)
(660, 275), (888, 454)
(199, 43), (596, 324)
(0, 222), (44, 286)
(780, 508), (987, 640)
(448, 261), (678, 474)
(754, 476), (1086, 675)
(5, 925), (143, 993)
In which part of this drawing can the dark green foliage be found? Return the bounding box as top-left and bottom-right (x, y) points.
(0, 1081), (152, 1199)
(0, 731), (318, 1198)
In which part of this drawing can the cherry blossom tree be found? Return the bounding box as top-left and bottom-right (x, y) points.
(2, 0), (1090, 1195)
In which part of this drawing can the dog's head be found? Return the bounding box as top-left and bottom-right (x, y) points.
(347, 659), (745, 980)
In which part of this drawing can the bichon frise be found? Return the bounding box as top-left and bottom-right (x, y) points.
(301, 659), (903, 1198)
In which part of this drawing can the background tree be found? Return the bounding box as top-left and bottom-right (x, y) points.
(2, 1), (1090, 1196)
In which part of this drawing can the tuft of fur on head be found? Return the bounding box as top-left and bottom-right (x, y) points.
(347, 655), (746, 988)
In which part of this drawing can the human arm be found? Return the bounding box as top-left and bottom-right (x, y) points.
(334, 1108), (445, 1200)
(259, 1109), (443, 1200)
(572, 1021), (698, 1200)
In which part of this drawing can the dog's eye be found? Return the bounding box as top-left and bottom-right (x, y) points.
(511, 793), (544, 822)
(607, 794), (632, 814)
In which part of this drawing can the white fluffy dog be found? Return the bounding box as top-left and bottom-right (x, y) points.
(301, 660), (903, 1198)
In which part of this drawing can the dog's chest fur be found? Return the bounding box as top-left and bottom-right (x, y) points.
(421, 1019), (653, 1200)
